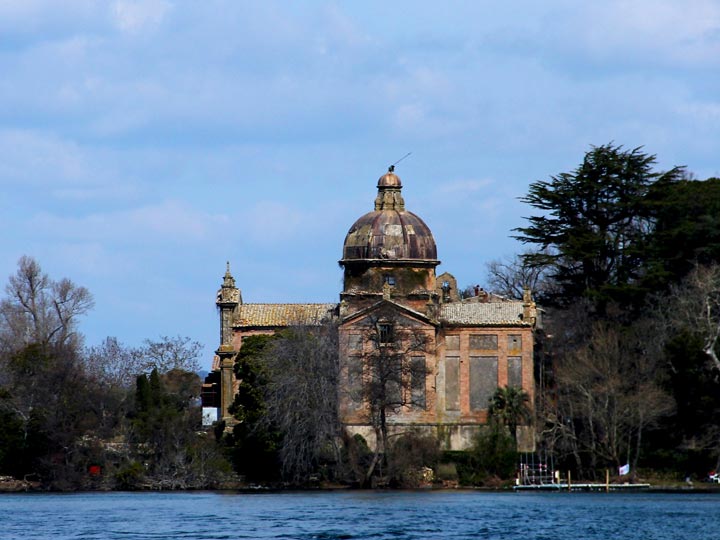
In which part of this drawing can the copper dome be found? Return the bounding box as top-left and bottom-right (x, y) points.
(341, 170), (437, 262)
(377, 171), (402, 188)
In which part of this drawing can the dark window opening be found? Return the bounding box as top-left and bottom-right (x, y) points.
(383, 275), (396, 286)
(378, 323), (394, 344)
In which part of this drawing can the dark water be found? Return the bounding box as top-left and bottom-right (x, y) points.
(1, 490), (718, 539)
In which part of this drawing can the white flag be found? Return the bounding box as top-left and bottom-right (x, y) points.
(619, 464), (630, 476)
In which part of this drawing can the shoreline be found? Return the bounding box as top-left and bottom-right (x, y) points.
(4, 480), (720, 494)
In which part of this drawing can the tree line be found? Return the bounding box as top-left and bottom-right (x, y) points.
(0, 256), (228, 490)
(489, 143), (720, 480)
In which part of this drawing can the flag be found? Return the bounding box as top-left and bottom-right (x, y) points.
(619, 463), (630, 476)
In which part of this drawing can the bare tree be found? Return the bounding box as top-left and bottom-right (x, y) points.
(0, 256), (93, 355)
(84, 337), (144, 389)
(485, 251), (554, 301)
(552, 321), (673, 477)
(648, 263), (720, 467)
(85, 335), (202, 390)
(351, 310), (433, 484)
(140, 335), (203, 374)
(259, 324), (340, 484)
(665, 264), (720, 371)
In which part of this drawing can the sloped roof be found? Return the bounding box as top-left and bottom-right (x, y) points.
(440, 301), (529, 326)
(234, 303), (337, 328)
(341, 298), (432, 326)
(233, 301), (529, 328)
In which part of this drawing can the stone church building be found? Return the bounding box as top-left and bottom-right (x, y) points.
(202, 168), (538, 451)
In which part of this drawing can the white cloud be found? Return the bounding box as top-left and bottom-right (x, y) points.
(112, 0), (172, 34)
(28, 200), (228, 245)
(559, 0), (720, 67)
(0, 1), (719, 354)
(0, 1), (108, 44)
(679, 100), (720, 123)
(0, 129), (144, 204)
(0, 129), (90, 187)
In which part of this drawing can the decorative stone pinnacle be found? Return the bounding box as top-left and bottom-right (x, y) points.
(374, 170), (405, 211)
(223, 262), (236, 289)
(217, 261), (241, 305)
(523, 286), (532, 304)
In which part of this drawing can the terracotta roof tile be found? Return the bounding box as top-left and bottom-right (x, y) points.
(440, 302), (529, 326)
(234, 303), (337, 328)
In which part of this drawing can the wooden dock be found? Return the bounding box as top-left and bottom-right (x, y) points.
(514, 482), (651, 492)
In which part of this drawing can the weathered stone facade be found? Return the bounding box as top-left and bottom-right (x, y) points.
(202, 168), (538, 451)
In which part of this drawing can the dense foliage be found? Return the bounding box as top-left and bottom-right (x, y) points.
(0, 257), (227, 490)
(515, 143), (685, 312)
(508, 143), (720, 480)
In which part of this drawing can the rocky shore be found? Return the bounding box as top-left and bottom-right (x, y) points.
(0, 475), (42, 492)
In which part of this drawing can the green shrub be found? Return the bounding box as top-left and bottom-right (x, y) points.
(114, 462), (145, 490)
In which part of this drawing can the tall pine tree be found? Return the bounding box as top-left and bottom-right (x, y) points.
(515, 143), (684, 313)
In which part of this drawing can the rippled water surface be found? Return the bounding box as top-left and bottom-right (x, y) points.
(1, 490), (718, 539)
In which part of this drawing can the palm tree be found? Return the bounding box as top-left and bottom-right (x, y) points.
(488, 386), (531, 445)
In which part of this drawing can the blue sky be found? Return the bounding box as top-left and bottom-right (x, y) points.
(2, 1), (719, 368)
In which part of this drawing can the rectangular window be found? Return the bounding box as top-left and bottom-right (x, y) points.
(411, 356), (426, 409)
(445, 356), (460, 411)
(378, 323), (394, 345)
(445, 335), (460, 351)
(508, 356), (523, 388)
(469, 356), (498, 411)
(383, 274), (396, 286)
(348, 334), (362, 351)
(470, 334), (498, 350)
(347, 356), (363, 409)
(386, 357), (402, 405)
(408, 331), (427, 351)
(508, 334), (522, 351)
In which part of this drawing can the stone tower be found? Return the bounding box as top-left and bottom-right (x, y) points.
(339, 167), (441, 316)
(216, 262), (240, 420)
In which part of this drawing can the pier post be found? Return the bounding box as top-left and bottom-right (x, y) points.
(605, 469), (609, 493)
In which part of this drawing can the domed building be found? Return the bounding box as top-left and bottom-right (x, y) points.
(202, 168), (538, 451)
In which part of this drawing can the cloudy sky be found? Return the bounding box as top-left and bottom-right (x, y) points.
(2, 1), (719, 367)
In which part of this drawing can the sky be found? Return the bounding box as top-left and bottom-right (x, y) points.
(2, 1), (720, 369)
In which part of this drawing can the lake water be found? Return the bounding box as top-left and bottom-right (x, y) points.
(1, 490), (718, 539)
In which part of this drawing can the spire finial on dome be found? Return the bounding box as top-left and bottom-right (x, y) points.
(390, 152), (411, 171)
